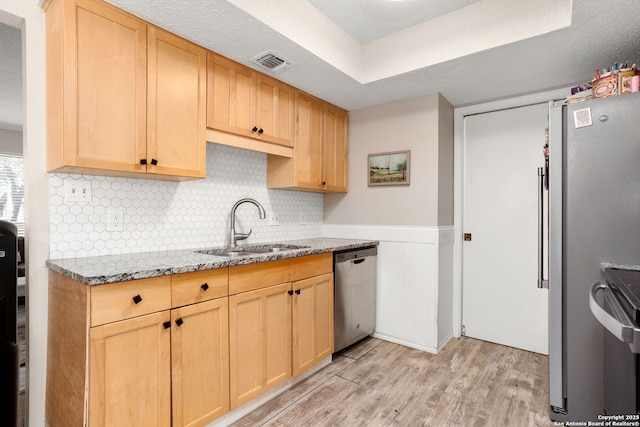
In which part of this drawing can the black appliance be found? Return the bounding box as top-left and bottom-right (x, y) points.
(590, 267), (640, 415)
(0, 220), (19, 426)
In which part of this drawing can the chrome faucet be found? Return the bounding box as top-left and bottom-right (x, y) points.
(230, 198), (266, 246)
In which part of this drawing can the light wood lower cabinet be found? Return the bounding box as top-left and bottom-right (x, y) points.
(47, 253), (335, 426)
(89, 311), (172, 427)
(229, 282), (292, 409)
(292, 272), (334, 377)
(171, 298), (229, 427)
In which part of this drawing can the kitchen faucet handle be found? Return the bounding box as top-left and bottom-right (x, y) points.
(235, 228), (252, 242)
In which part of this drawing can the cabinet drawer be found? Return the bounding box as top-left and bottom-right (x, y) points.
(172, 268), (228, 307)
(290, 253), (333, 282)
(90, 276), (171, 326)
(228, 259), (290, 295)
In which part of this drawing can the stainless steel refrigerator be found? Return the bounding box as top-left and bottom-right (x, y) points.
(548, 92), (640, 421)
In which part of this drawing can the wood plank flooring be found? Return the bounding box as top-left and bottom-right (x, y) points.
(232, 336), (555, 427)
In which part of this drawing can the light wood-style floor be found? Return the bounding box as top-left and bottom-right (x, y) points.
(233, 336), (555, 427)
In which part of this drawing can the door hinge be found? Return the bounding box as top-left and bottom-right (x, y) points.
(463, 233), (472, 241)
(461, 325), (466, 336)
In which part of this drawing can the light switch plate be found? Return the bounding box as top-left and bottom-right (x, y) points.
(64, 179), (92, 202)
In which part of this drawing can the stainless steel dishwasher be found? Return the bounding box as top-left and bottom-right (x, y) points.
(334, 246), (377, 353)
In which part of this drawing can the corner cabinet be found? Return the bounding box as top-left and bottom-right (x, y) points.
(44, 0), (206, 180)
(267, 91), (349, 193)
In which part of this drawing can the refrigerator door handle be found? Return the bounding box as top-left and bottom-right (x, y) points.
(589, 281), (640, 353)
(538, 167), (549, 289)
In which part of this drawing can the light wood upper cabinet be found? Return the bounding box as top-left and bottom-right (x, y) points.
(147, 27), (207, 179)
(207, 53), (295, 150)
(44, 0), (206, 180)
(206, 54), (255, 139)
(322, 104), (349, 192)
(267, 91), (349, 193)
(171, 298), (229, 427)
(255, 74), (295, 146)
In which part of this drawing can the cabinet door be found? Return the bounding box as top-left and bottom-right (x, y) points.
(171, 298), (229, 427)
(89, 311), (171, 427)
(323, 104), (349, 192)
(292, 273), (334, 377)
(55, 0), (147, 173)
(229, 283), (291, 409)
(147, 27), (207, 178)
(293, 91), (324, 190)
(256, 75), (294, 147)
(206, 53), (256, 138)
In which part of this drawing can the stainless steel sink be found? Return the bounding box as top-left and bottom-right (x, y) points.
(196, 244), (309, 258)
(244, 244), (310, 253)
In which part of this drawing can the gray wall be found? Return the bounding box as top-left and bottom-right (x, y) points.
(324, 92), (453, 226)
(0, 128), (22, 155)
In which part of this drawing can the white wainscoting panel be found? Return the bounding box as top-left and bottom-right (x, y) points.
(323, 225), (454, 353)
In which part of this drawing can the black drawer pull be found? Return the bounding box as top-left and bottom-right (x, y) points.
(163, 321), (171, 329)
(201, 283), (209, 291)
(257, 128), (264, 135)
(140, 159), (147, 165)
(251, 126), (258, 132)
(288, 290), (293, 296)
(150, 159), (158, 166)
(295, 289), (301, 295)
(132, 294), (142, 304)
(175, 318), (184, 327)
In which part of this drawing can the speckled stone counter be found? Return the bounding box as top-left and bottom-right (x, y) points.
(46, 238), (379, 285)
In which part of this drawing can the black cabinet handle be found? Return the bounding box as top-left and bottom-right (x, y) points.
(140, 159), (147, 165)
(288, 290), (293, 296)
(251, 126), (258, 132)
(175, 318), (184, 327)
(257, 128), (264, 135)
(132, 294), (142, 304)
(201, 283), (209, 291)
(163, 321), (171, 329)
(321, 181), (326, 186)
(295, 289), (301, 295)
(150, 159), (158, 166)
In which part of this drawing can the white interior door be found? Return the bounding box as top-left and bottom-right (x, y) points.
(462, 103), (549, 355)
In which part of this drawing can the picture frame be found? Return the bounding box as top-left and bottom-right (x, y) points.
(368, 150), (410, 186)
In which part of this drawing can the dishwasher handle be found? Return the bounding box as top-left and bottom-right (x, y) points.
(352, 259), (365, 265)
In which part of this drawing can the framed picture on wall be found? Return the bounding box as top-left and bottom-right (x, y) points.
(368, 150), (410, 186)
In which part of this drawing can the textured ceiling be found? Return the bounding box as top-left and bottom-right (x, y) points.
(2, 0), (640, 131)
(306, 0), (482, 43)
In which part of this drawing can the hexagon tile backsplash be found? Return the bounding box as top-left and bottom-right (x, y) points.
(49, 143), (324, 259)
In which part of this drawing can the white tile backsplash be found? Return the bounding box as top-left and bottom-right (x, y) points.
(49, 143), (324, 259)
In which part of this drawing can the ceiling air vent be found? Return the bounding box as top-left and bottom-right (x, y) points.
(250, 50), (295, 74)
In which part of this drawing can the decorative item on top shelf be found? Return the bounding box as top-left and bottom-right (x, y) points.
(368, 150), (410, 186)
(592, 62), (639, 98)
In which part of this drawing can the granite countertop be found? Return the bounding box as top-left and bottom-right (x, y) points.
(46, 238), (379, 286)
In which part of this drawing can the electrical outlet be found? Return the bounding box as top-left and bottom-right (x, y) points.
(268, 214), (280, 226)
(64, 179), (92, 202)
(107, 208), (124, 232)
